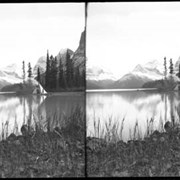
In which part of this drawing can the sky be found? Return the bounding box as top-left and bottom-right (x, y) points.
(87, 2), (180, 79)
(0, 3), (85, 69)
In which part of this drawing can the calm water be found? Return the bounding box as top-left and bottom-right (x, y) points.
(87, 90), (180, 141)
(0, 93), (84, 139)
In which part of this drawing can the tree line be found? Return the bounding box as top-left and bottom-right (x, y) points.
(163, 57), (180, 79)
(37, 49), (85, 91)
(22, 60), (32, 83)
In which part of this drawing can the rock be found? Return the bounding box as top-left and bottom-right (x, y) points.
(21, 125), (28, 136)
(164, 121), (173, 133)
(21, 125), (34, 137)
(7, 133), (16, 142)
(151, 130), (160, 137)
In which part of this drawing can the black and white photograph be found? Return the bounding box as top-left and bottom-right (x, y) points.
(0, 3), (85, 177)
(86, 2), (180, 177)
(2, 1), (180, 178)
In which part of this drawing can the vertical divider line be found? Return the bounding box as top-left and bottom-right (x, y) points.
(85, 2), (88, 178)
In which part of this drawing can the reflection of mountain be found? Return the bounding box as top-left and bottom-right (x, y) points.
(0, 95), (47, 139)
(0, 95), (20, 113)
(0, 94), (84, 139)
(87, 91), (180, 141)
(87, 91), (180, 120)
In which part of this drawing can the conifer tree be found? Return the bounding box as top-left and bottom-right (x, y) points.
(75, 66), (80, 87)
(164, 57), (167, 79)
(45, 50), (50, 89)
(22, 60), (26, 83)
(70, 60), (74, 87)
(50, 56), (57, 89)
(169, 58), (174, 75)
(178, 64), (180, 79)
(59, 58), (65, 89)
(37, 67), (41, 83)
(49, 55), (54, 89)
(66, 50), (71, 88)
(54, 56), (58, 89)
(81, 68), (85, 88)
(27, 62), (32, 78)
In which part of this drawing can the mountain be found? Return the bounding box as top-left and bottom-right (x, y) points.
(0, 30), (85, 91)
(87, 65), (117, 89)
(87, 59), (166, 89)
(0, 64), (22, 90)
(33, 56), (46, 76)
(114, 60), (164, 89)
(56, 48), (74, 67)
(72, 30), (85, 70)
(114, 73), (153, 89)
(33, 30), (85, 76)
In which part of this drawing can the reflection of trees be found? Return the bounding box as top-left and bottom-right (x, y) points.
(31, 95), (47, 129)
(169, 92), (175, 126)
(160, 93), (168, 123)
(43, 95), (84, 131)
(166, 92), (180, 125)
(175, 92), (180, 123)
(21, 95), (47, 129)
(23, 96), (26, 125)
(26, 95), (33, 128)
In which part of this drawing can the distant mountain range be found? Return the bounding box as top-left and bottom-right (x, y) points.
(87, 58), (180, 89)
(0, 64), (22, 90)
(0, 30), (85, 91)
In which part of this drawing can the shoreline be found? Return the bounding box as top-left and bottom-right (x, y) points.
(87, 125), (180, 177)
(86, 88), (158, 92)
(0, 91), (85, 96)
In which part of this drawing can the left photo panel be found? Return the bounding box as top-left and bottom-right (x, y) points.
(0, 3), (85, 177)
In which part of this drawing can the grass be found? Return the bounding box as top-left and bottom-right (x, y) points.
(0, 106), (85, 178)
(87, 115), (180, 177)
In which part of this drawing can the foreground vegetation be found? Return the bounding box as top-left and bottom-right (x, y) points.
(87, 118), (180, 177)
(0, 106), (85, 178)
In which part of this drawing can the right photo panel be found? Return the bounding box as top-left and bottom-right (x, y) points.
(86, 2), (180, 177)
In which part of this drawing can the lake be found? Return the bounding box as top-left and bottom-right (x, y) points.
(0, 93), (85, 140)
(87, 90), (180, 142)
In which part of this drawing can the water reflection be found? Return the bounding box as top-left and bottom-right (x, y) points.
(87, 90), (180, 141)
(0, 94), (84, 140)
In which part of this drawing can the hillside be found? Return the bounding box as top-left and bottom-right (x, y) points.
(1, 79), (47, 95)
(142, 75), (180, 91)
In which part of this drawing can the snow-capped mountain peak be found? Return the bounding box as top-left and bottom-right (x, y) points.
(87, 65), (117, 81)
(133, 64), (147, 73)
(1, 63), (22, 78)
